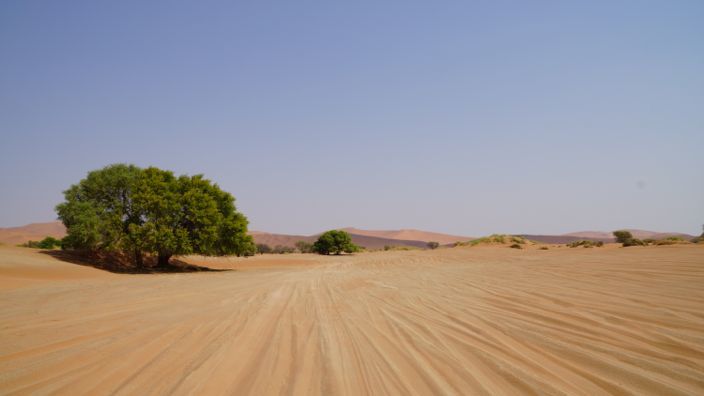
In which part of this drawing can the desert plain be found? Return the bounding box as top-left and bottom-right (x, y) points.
(0, 244), (703, 395)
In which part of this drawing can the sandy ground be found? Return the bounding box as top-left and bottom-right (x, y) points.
(0, 245), (703, 395)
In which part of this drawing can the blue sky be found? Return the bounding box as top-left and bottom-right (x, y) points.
(1, 1), (703, 236)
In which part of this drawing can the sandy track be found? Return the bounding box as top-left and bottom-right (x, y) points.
(0, 246), (703, 395)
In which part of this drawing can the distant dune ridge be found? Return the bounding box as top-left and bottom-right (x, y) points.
(0, 221), (696, 248)
(0, 222), (66, 245)
(341, 227), (472, 245)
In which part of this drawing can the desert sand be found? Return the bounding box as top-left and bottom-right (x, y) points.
(1, 244), (703, 395)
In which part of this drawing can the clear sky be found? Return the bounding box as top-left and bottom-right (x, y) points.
(1, 1), (703, 236)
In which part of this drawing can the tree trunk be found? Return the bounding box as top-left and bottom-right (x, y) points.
(134, 250), (144, 268)
(157, 253), (172, 268)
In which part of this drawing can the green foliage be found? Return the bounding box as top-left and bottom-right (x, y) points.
(56, 164), (255, 267)
(567, 240), (604, 248)
(652, 237), (690, 246)
(612, 230), (646, 247)
(22, 236), (62, 249)
(256, 243), (272, 254)
(295, 240), (314, 253)
(381, 245), (418, 251)
(457, 234), (528, 247)
(612, 230), (633, 244)
(622, 238), (646, 247)
(426, 241), (440, 250)
(312, 230), (359, 255)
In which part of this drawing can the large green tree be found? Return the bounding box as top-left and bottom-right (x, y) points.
(312, 230), (359, 255)
(56, 164), (255, 267)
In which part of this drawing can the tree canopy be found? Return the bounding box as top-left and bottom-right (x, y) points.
(612, 230), (633, 244)
(312, 230), (359, 255)
(56, 164), (255, 267)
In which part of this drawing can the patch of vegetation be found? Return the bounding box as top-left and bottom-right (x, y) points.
(295, 241), (314, 253)
(313, 230), (359, 255)
(21, 236), (62, 249)
(272, 245), (295, 254)
(383, 245), (419, 251)
(622, 238), (646, 247)
(509, 243), (522, 249)
(426, 241), (440, 250)
(539, 246), (549, 250)
(652, 237), (690, 246)
(256, 243), (272, 254)
(457, 234), (529, 247)
(612, 230), (645, 247)
(567, 240), (604, 248)
(56, 164), (256, 269)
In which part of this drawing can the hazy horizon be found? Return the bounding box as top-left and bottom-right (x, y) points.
(2, 1), (703, 236)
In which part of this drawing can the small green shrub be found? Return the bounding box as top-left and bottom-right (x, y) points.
(653, 237), (689, 246)
(21, 236), (62, 249)
(460, 234), (528, 247)
(567, 240), (604, 248)
(427, 241), (440, 250)
(509, 243), (522, 249)
(622, 238), (646, 247)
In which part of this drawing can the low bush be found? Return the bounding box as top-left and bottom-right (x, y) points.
(539, 246), (549, 250)
(459, 234), (529, 247)
(613, 230), (647, 247)
(21, 236), (62, 249)
(622, 238), (646, 247)
(567, 240), (604, 248)
(653, 237), (690, 246)
(509, 243), (522, 249)
(384, 245), (419, 251)
(427, 241), (440, 250)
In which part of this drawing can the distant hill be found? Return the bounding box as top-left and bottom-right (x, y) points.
(0, 221), (66, 245)
(249, 231), (315, 248)
(250, 231), (428, 250)
(341, 227), (472, 245)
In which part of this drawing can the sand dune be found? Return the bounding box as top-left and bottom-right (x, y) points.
(1, 245), (703, 395)
(0, 222), (66, 245)
(249, 231), (429, 250)
(342, 227), (472, 245)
